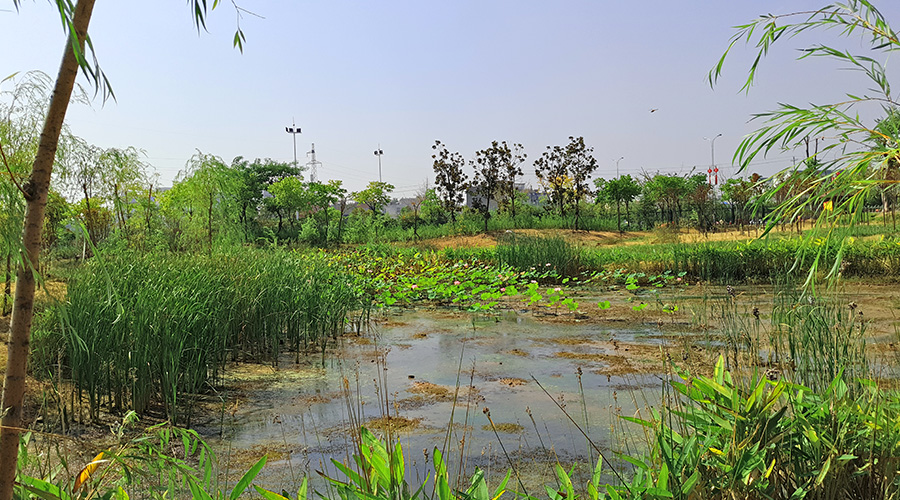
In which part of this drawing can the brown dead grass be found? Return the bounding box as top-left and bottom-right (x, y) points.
(498, 377), (528, 387)
(408, 381), (452, 399)
(366, 415), (422, 433)
(414, 227), (798, 251)
(482, 422), (524, 433)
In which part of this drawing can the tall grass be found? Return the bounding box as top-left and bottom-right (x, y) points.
(422, 236), (900, 284)
(32, 249), (364, 425)
(495, 234), (582, 276)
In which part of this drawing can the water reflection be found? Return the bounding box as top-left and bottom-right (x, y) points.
(211, 309), (681, 493)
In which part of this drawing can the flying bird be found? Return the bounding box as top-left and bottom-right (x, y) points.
(649, 108), (658, 113)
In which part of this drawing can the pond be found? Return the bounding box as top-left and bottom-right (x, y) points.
(208, 308), (697, 494)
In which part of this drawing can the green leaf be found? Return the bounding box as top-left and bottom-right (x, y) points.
(657, 462), (669, 491)
(230, 455), (267, 500)
(681, 470), (700, 494)
(815, 457), (832, 486)
(297, 476), (308, 500)
(253, 486), (289, 500)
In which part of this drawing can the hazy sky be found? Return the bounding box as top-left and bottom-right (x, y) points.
(3, 1), (899, 197)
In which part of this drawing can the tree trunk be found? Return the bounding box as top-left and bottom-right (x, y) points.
(574, 199), (581, 231)
(81, 182), (95, 248)
(2, 254), (9, 316)
(624, 200), (631, 231)
(616, 200), (622, 233)
(0, 2), (96, 497)
(509, 188), (516, 228)
(337, 199), (347, 242)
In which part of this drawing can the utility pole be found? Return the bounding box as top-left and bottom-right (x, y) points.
(307, 143), (322, 183)
(374, 145), (384, 182)
(285, 119), (301, 168)
(704, 133), (722, 185)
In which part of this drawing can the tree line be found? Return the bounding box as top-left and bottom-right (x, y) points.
(5, 73), (896, 272)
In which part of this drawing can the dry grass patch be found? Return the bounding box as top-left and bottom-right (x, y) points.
(482, 422), (524, 433)
(498, 377), (528, 387)
(366, 415), (422, 433)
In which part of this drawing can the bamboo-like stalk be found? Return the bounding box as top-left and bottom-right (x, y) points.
(0, 1), (96, 498)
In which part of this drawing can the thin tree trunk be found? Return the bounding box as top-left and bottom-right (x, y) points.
(81, 182), (95, 248)
(2, 254), (9, 316)
(0, 2), (96, 497)
(509, 187), (516, 228)
(574, 200), (581, 231)
(616, 200), (622, 233)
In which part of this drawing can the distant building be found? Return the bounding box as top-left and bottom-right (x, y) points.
(465, 183), (545, 210)
(383, 197), (418, 217)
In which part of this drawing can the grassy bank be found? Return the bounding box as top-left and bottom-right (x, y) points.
(437, 234), (900, 284)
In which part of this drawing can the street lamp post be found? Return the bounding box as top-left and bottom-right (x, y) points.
(615, 156), (624, 177)
(285, 120), (301, 167)
(703, 133), (722, 185)
(374, 145), (384, 182)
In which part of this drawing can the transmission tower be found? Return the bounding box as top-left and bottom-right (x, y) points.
(306, 143), (323, 183)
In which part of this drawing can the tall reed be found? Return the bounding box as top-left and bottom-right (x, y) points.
(32, 248), (363, 424)
(495, 234), (582, 276)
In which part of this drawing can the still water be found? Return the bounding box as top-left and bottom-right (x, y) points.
(210, 308), (679, 493)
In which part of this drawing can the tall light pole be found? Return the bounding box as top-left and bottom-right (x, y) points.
(285, 119), (301, 168)
(374, 145), (384, 182)
(703, 133), (722, 185)
(615, 156), (624, 177)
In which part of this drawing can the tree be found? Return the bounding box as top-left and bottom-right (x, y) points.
(0, 3), (100, 494)
(232, 156), (301, 238)
(685, 173), (714, 233)
(564, 136), (598, 231)
(65, 137), (104, 246)
(305, 180), (346, 245)
(0, 3), (246, 489)
(601, 174), (642, 232)
(642, 173), (691, 225)
(534, 144), (569, 217)
(166, 152), (242, 252)
(472, 141), (510, 233)
(267, 176), (306, 234)
(431, 140), (468, 222)
(494, 142), (527, 222)
(353, 181), (394, 215)
(721, 175), (763, 232)
(0, 72), (76, 314)
(98, 146), (149, 243)
(711, 2), (900, 280)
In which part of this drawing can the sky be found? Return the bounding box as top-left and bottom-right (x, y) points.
(3, 1), (900, 198)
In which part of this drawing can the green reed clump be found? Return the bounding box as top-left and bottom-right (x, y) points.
(33, 249), (362, 424)
(495, 234), (582, 276)
(769, 289), (868, 393)
(614, 358), (900, 500)
(670, 241), (796, 282)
